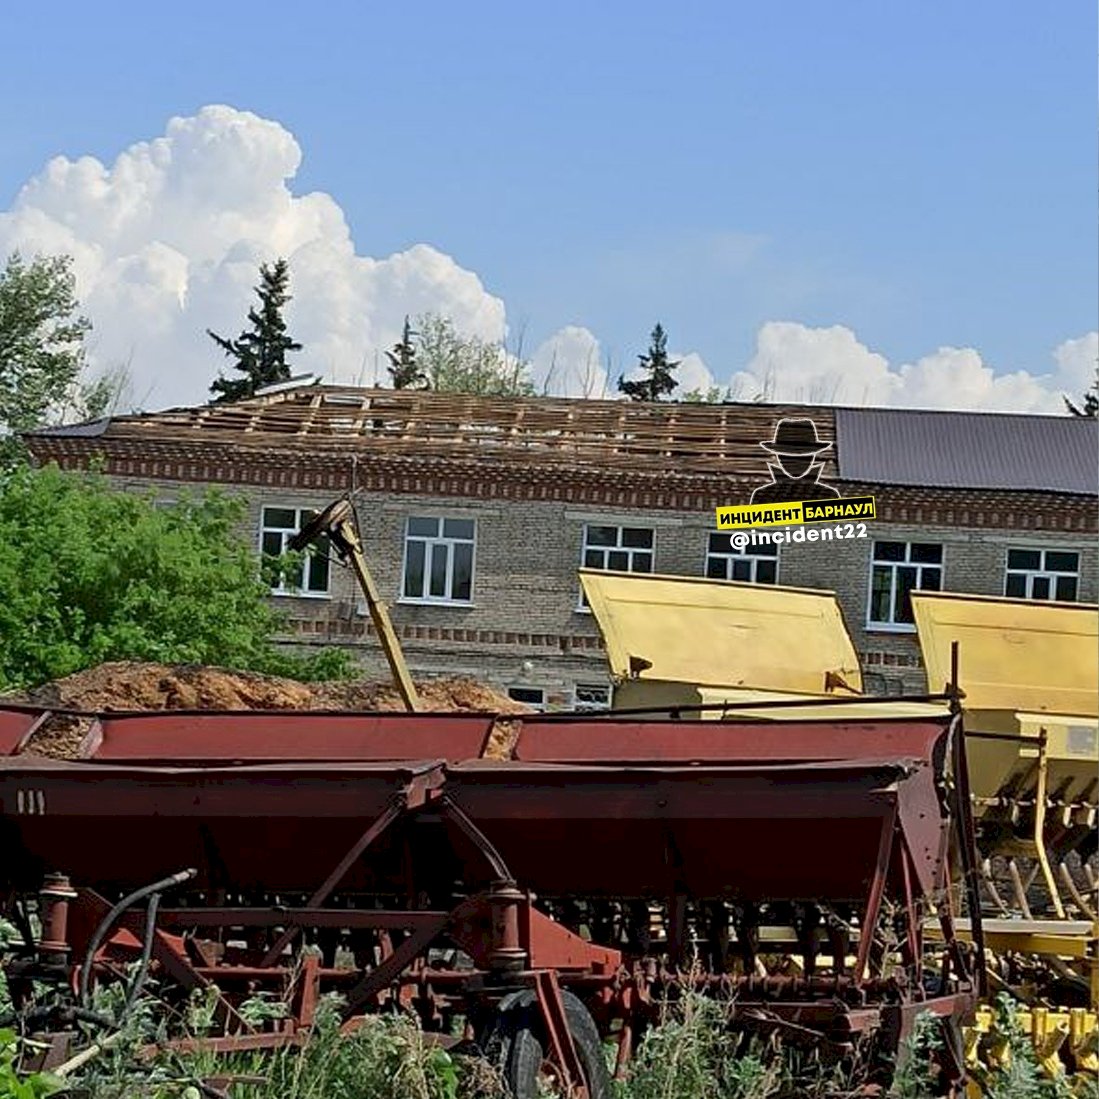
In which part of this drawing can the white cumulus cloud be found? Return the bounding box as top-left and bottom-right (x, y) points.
(0, 106), (510, 408)
(727, 322), (1097, 413)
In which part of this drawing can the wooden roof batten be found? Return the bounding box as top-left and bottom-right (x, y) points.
(45, 385), (839, 479)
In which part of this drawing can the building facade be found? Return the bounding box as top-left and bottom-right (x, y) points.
(28, 386), (1099, 705)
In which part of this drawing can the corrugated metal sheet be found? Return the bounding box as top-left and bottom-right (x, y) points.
(578, 570), (862, 694)
(835, 407), (1099, 494)
(911, 591), (1099, 717)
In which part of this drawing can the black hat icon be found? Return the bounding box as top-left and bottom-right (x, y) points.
(760, 418), (832, 456)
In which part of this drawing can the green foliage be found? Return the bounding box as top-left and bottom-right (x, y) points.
(619, 323), (679, 402)
(0, 464), (351, 691)
(209, 258), (303, 402)
(1063, 366), (1098, 417)
(387, 316), (429, 389)
(889, 1010), (945, 1098)
(414, 313), (534, 397)
(0, 252), (92, 470)
(682, 385), (730, 404)
(970, 995), (1075, 1099)
(0, 1030), (62, 1098)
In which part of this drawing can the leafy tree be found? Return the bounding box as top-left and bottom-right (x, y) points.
(0, 465), (350, 691)
(208, 258), (302, 403)
(0, 252), (92, 469)
(1064, 367), (1098, 417)
(413, 313), (534, 396)
(619, 323), (680, 402)
(385, 316), (428, 389)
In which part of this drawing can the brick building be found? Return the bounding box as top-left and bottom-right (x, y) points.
(27, 385), (1099, 704)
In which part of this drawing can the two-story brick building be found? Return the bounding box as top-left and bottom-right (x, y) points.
(27, 385), (1098, 705)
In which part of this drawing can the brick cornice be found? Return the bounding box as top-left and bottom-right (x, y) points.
(30, 435), (1098, 533)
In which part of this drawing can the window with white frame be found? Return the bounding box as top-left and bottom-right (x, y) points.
(507, 686), (546, 711)
(868, 541), (942, 627)
(705, 532), (778, 584)
(401, 517), (475, 603)
(573, 684), (611, 711)
(579, 524), (655, 607)
(1005, 548), (1079, 602)
(260, 506), (330, 595)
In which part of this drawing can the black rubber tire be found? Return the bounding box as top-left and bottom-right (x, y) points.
(488, 989), (612, 1099)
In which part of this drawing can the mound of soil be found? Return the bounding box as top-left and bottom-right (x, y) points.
(4, 661), (530, 759)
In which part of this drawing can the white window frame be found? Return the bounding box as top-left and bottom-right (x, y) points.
(866, 540), (943, 632)
(577, 523), (655, 609)
(573, 684), (611, 711)
(1004, 547), (1080, 602)
(507, 685), (547, 711)
(704, 531), (780, 584)
(259, 505), (330, 598)
(399, 516), (476, 606)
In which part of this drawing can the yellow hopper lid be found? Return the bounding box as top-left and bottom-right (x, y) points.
(579, 570), (862, 694)
(911, 591), (1099, 718)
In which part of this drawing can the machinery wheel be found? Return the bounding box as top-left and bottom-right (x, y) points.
(485, 989), (611, 1099)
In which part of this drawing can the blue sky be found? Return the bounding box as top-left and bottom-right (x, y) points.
(0, 1), (1094, 410)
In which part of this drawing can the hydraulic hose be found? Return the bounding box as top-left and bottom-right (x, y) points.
(78, 868), (196, 1010)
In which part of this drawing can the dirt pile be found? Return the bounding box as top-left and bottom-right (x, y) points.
(5, 661), (530, 758)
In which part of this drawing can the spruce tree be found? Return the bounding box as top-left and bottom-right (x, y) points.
(618, 323), (680, 402)
(208, 258), (302, 402)
(385, 316), (428, 389)
(1064, 368), (1099, 417)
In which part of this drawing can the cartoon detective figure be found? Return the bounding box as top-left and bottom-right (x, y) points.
(750, 418), (840, 504)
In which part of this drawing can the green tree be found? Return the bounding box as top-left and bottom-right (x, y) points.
(0, 252), (92, 469)
(385, 316), (428, 389)
(1064, 367), (1098, 417)
(413, 313), (534, 397)
(619, 323), (680, 402)
(0, 465), (349, 691)
(208, 258), (303, 403)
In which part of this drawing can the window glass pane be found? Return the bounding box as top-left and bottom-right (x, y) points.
(632, 553), (653, 574)
(404, 540), (425, 597)
(585, 526), (618, 547)
(263, 507), (297, 530)
(1007, 549), (1040, 571)
(575, 685), (610, 709)
(1031, 575), (1051, 600)
(607, 550), (629, 571)
(919, 566), (942, 592)
(508, 687), (545, 706)
(443, 518), (475, 540)
(709, 532), (731, 554)
(895, 566), (918, 623)
(262, 532), (285, 558)
(1055, 575), (1078, 601)
(452, 542), (473, 601)
(748, 541), (779, 557)
(1005, 573), (1026, 598)
(732, 559), (751, 581)
(429, 543), (449, 597)
(583, 549), (604, 569)
(408, 516), (438, 537)
(870, 566), (894, 622)
(307, 545), (330, 592)
(874, 541), (905, 563)
(1045, 551), (1079, 573)
(622, 527), (654, 549)
(706, 557), (728, 580)
(910, 543), (943, 564)
(756, 560), (777, 585)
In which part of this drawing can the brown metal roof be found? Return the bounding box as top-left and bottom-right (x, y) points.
(835, 407), (1099, 495)
(29, 386), (837, 479)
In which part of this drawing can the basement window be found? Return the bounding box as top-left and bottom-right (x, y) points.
(867, 541), (942, 629)
(1005, 548), (1079, 602)
(705, 532), (778, 584)
(260, 506), (330, 596)
(507, 686), (546, 711)
(401, 516), (475, 604)
(573, 684), (611, 711)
